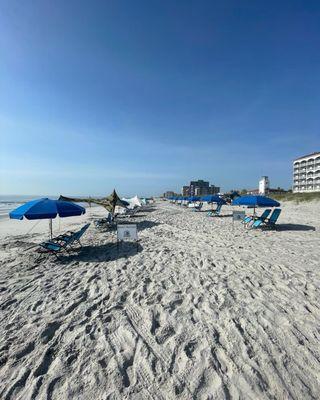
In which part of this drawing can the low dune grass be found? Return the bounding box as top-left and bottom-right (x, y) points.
(272, 191), (320, 203)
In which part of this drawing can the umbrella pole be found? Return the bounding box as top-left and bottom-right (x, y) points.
(49, 219), (53, 239)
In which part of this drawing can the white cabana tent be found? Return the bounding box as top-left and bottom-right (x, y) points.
(122, 195), (142, 209)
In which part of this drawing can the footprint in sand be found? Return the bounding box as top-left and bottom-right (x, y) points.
(40, 321), (61, 344)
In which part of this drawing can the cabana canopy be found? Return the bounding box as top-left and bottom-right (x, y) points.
(59, 189), (127, 215)
(122, 195), (142, 208)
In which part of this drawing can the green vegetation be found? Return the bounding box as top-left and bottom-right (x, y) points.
(271, 191), (320, 203)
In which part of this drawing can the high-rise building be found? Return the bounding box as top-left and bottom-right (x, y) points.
(293, 152), (320, 193)
(209, 184), (220, 195)
(189, 180), (209, 196)
(186, 180), (220, 196)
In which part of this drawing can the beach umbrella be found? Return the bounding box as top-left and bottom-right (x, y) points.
(232, 195), (280, 214)
(9, 198), (86, 238)
(188, 196), (201, 202)
(201, 195), (226, 204)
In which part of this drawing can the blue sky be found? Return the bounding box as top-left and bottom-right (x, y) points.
(1, 0), (319, 197)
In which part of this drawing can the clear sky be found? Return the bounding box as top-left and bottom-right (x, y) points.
(1, 0), (319, 197)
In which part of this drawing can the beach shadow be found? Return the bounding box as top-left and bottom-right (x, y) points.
(137, 220), (160, 230)
(140, 207), (156, 213)
(61, 242), (143, 263)
(94, 220), (160, 232)
(113, 220), (160, 231)
(126, 214), (148, 218)
(276, 224), (316, 232)
(207, 214), (233, 218)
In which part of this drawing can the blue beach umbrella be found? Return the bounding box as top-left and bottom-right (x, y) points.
(9, 198), (86, 238)
(188, 196), (201, 202)
(232, 195), (280, 214)
(201, 195), (226, 204)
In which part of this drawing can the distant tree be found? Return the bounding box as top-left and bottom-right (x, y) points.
(240, 189), (247, 194)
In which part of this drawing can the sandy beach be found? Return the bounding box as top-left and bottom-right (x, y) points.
(0, 200), (320, 399)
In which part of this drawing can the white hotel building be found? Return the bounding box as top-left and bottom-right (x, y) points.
(293, 152), (320, 193)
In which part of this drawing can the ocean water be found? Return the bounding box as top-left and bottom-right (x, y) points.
(0, 195), (57, 220)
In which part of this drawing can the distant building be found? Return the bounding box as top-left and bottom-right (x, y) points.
(209, 184), (220, 195)
(293, 152), (320, 193)
(163, 191), (177, 198)
(247, 188), (260, 195)
(188, 180), (220, 196)
(247, 176), (286, 195)
(259, 176), (269, 195)
(182, 186), (189, 196)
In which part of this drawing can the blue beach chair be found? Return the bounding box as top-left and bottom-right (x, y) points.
(242, 209), (271, 226)
(251, 209), (281, 229)
(38, 223), (90, 257)
(207, 203), (222, 217)
(192, 202), (203, 212)
(95, 213), (113, 227)
(54, 223), (90, 246)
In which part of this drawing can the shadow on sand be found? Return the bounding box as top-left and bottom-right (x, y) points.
(61, 242), (143, 263)
(138, 207), (156, 213)
(276, 223), (316, 232)
(93, 220), (160, 232)
(114, 220), (160, 231)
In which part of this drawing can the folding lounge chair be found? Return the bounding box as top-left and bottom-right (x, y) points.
(38, 235), (75, 258)
(192, 202), (203, 211)
(241, 215), (253, 224)
(242, 209), (271, 226)
(207, 204), (222, 217)
(251, 209), (281, 229)
(54, 223), (90, 246)
(95, 213), (113, 227)
(38, 223), (90, 257)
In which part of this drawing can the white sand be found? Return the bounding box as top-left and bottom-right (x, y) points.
(0, 201), (319, 399)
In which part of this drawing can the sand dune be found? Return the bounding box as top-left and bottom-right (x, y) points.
(0, 201), (319, 399)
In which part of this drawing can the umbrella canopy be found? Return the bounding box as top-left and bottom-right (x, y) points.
(188, 196), (201, 202)
(232, 195), (280, 208)
(9, 198), (86, 239)
(9, 198), (86, 220)
(201, 195), (226, 204)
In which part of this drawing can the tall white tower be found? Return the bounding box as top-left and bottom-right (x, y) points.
(259, 176), (269, 195)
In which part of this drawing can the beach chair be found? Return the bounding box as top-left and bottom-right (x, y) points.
(94, 213), (113, 227)
(38, 223), (90, 257)
(53, 223), (90, 246)
(207, 203), (222, 217)
(192, 202), (203, 211)
(242, 209), (271, 226)
(251, 209), (282, 229)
